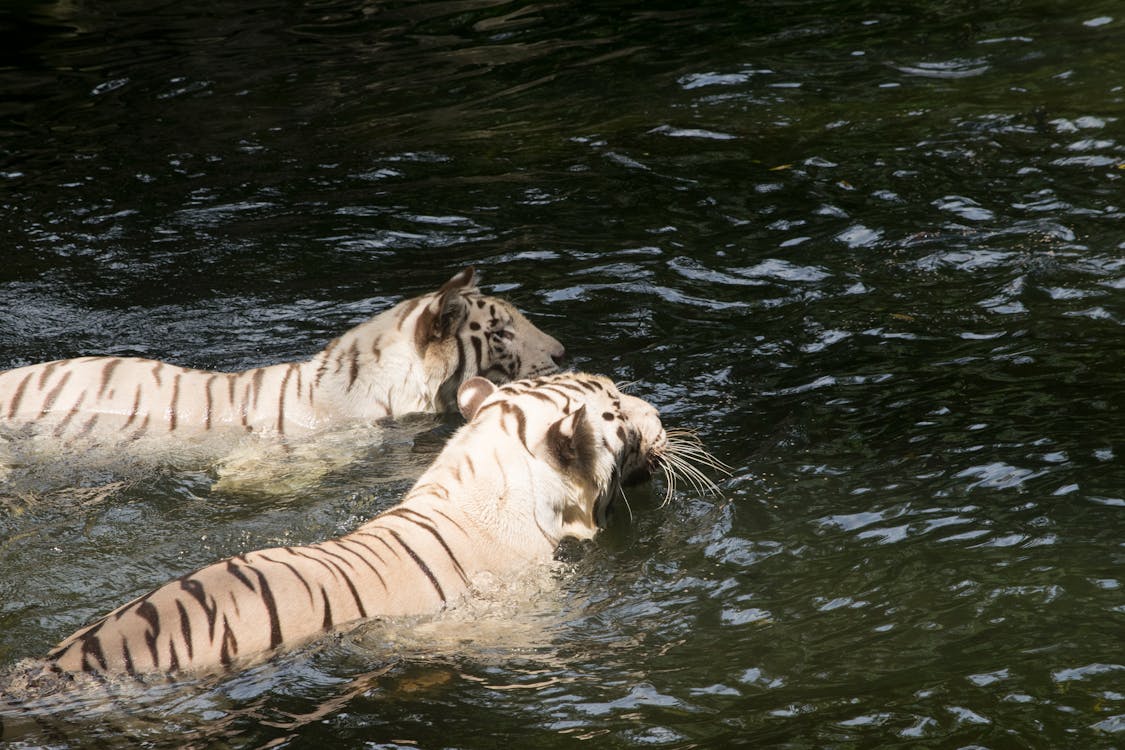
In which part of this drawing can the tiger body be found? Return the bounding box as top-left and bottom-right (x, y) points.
(45, 372), (671, 676)
(0, 268), (563, 450)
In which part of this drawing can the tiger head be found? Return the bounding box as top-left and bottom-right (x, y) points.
(413, 268), (566, 411)
(325, 267), (566, 419)
(454, 372), (669, 546)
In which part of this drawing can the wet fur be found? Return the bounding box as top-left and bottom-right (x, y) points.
(0, 268), (563, 458)
(38, 372), (668, 678)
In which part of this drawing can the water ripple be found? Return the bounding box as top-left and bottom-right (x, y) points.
(2, 1), (1124, 747)
(895, 58), (990, 79)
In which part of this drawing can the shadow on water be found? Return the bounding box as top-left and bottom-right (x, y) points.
(2, 0), (1124, 747)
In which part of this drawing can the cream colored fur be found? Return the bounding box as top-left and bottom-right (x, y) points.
(0, 268), (563, 481)
(43, 372), (668, 677)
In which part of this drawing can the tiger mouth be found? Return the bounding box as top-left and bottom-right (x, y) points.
(622, 466), (653, 487)
(622, 442), (666, 487)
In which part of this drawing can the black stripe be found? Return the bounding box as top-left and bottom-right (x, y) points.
(340, 536), (388, 567)
(169, 374), (181, 430)
(252, 568), (283, 650)
(136, 600), (161, 668)
(205, 374), (215, 430)
(388, 529), (445, 603)
(355, 530), (402, 560)
(513, 404), (528, 451)
(310, 545), (359, 573)
(240, 382), (251, 430)
(397, 295), (425, 331)
(258, 552), (314, 602)
(37, 361), (59, 390)
(290, 547), (368, 618)
(278, 364), (294, 434)
(75, 413), (99, 439)
(478, 402), (531, 452)
(97, 359), (120, 399)
(129, 414), (150, 441)
(453, 334), (467, 385)
(470, 335), (483, 369)
(434, 334), (468, 412)
(347, 342), (360, 390)
(546, 381), (587, 395)
(6, 372), (32, 418)
(251, 368), (265, 409)
(176, 600), (194, 661)
(383, 508), (468, 582)
(180, 577), (218, 639)
(39, 370), (71, 416)
(52, 392), (86, 437)
(405, 517), (468, 584)
(324, 556), (368, 619)
(81, 633), (108, 673)
(413, 481), (453, 500)
(289, 546), (346, 577)
(121, 639), (136, 676)
(331, 538), (388, 589)
(226, 559), (256, 590)
(123, 385), (142, 427)
(314, 339), (337, 386)
(321, 587), (334, 630)
(220, 616), (237, 666)
(430, 508), (468, 536)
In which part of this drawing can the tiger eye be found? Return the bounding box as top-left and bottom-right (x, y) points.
(602, 411), (615, 421)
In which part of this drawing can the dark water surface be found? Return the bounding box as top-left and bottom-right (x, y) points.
(2, 0), (1123, 747)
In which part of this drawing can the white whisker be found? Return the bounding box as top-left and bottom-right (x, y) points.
(660, 463), (677, 506)
(617, 484), (635, 522)
(665, 438), (732, 474)
(665, 459), (716, 495)
(655, 430), (729, 504)
(615, 380), (641, 394)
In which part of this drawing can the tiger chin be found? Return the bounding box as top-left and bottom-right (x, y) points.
(0, 267), (564, 451)
(38, 373), (679, 679)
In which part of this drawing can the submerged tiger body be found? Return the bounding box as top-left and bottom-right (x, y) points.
(0, 268), (563, 451)
(42, 372), (703, 677)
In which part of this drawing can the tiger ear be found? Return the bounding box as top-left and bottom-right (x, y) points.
(442, 266), (477, 292)
(457, 376), (496, 420)
(546, 405), (596, 470)
(434, 267), (478, 339)
(419, 267), (478, 344)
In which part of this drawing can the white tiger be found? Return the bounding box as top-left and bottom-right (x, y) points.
(38, 372), (720, 677)
(0, 267), (563, 455)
